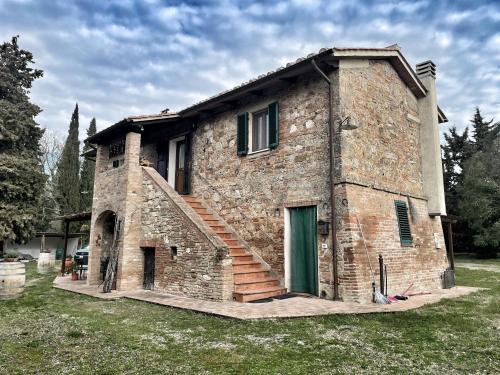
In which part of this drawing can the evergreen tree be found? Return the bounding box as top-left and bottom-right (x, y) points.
(459, 135), (500, 257)
(470, 107), (499, 152)
(0, 36), (46, 244)
(442, 126), (473, 213)
(55, 104), (80, 215)
(441, 125), (475, 252)
(80, 118), (96, 211)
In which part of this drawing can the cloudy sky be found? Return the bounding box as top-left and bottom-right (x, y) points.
(1, 0), (499, 139)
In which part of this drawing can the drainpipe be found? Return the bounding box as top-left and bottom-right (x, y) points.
(311, 59), (340, 301)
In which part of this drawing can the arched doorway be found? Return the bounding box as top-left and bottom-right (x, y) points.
(90, 210), (117, 287)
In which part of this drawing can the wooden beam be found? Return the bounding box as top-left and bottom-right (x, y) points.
(279, 76), (298, 84)
(198, 108), (214, 115)
(221, 100), (238, 109)
(248, 89), (264, 97)
(447, 221), (455, 270)
(60, 221), (70, 275)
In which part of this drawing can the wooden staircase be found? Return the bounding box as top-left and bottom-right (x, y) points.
(182, 195), (287, 302)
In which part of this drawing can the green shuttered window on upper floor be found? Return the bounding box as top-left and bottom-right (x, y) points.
(268, 101), (279, 149)
(236, 101), (279, 156)
(237, 112), (249, 156)
(395, 200), (413, 246)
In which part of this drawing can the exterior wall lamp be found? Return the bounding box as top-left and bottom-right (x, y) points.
(338, 116), (359, 131)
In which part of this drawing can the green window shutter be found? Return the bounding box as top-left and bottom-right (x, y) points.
(237, 112), (248, 156)
(395, 200), (412, 246)
(268, 101), (279, 149)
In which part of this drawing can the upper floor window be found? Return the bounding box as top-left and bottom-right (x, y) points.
(108, 139), (125, 170)
(237, 101), (279, 156)
(251, 109), (269, 152)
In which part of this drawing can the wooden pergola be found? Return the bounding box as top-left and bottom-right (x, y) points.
(54, 211), (92, 275)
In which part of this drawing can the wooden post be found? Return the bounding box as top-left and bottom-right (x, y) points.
(447, 221), (455, 270)
(60, 220), (70, 275)
(378, 254), (384, 295)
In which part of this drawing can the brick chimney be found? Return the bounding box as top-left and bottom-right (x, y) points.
(416, 60), (446, 216)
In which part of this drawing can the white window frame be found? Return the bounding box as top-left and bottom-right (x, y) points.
(246, 100), (274, 154)
(249, 108), (269, 153)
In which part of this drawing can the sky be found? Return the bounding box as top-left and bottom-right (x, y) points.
(0, 0), (499, 140)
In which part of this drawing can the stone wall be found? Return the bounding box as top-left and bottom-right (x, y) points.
(335, 59), (448, 302)
(87, 132), (144, 290)
(190, 72), (336, 297)
(338, 59), (423, 195)
(87, 142), (127, 286)
(142, 168), (233, 301)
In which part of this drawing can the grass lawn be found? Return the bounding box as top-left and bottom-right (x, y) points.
(455, 254), (500, 266)
(1, 262), (499, 375)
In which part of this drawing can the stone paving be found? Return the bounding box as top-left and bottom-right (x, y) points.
(54, 276), (128, 299)
(53, 276), (480, 320)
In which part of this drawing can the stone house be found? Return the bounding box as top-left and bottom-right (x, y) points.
(85, 46), (450, 303)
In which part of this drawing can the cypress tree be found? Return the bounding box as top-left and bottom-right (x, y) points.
(80, 118), (96, 211)
(56, 104), (80, 215)
(0, 36), (46, 244)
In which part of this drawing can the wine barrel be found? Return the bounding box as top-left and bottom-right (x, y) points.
(37, 252), (55, 274)
(0, 262), (26, 300)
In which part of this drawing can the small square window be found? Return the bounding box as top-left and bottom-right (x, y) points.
(251, 109), (269, 152)
(112, 159), (120, 168)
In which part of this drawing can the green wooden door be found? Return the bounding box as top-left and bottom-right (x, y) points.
(290, 206), (318, 295)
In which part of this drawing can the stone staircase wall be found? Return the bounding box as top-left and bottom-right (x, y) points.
(141, 167), (233, 301)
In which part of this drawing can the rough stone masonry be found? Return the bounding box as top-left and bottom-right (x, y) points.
(86, 47), (450, 303)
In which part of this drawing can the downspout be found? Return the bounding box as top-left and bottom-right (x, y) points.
(311, 59), (340, 301)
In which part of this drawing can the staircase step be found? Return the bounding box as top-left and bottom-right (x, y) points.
(233, 270), (270, 283)
(193, 207), (209, 214)
(208, 224), (226, 231)
(234, 278), (280, 292)
(233, 261), (264, 272)
(231, 254), (254, 262)
(229, 250), (248, 257)
(182, 196), (199, 203)
(228, 246), (248, 255)
(214, 231), (232, 239)
(233, 287), (287, 302)
(232, 259), (261, 265)
(204, 219), (220, 225)
(224, 239), (240, 246)
(199, 213), (216, 220)
(228, 245), (246, 250)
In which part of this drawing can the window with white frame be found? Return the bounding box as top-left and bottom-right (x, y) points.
(251, 109), (269, 152)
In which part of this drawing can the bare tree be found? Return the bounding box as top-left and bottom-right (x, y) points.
(40, 130), (64, 181)
(39, 130), (64, 228)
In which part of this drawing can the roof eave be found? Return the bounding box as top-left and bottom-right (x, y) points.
(438, 105), (448, 123)
(179, 48), (334, 117)
(86, 114), (182, 145)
